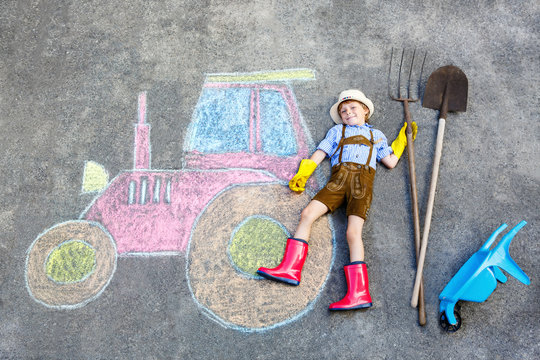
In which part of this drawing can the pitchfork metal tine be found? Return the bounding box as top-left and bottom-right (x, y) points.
(405, 49), (416, 98)
(387, 47), (396, 100)
(416, 50), (427, 100)
(399, 48), (407, 99)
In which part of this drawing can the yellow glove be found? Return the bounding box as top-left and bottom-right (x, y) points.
(289, 159), (318, 193)
(391, 122), (418, 159)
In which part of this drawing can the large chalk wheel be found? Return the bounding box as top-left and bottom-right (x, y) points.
(26, 220), (117, 308)
(187, 184), (333, 330)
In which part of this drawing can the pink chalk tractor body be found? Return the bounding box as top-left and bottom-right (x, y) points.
(25, 70), (334, 331)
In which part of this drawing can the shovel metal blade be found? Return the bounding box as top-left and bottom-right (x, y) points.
(423, 65), (468, 113)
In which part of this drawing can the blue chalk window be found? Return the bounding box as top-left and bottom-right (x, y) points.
(259, 90), (297, 156)
(187, 87), (251, 153)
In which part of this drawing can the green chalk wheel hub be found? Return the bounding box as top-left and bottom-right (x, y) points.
(45, 240), (97, 284)
(229, 216), (289, 277)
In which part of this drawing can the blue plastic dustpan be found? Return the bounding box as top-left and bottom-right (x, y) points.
(439, 220), (530, 332)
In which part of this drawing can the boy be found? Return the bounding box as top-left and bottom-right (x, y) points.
(257, 89), (417, 310)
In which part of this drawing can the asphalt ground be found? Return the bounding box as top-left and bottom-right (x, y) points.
(1, 1), (539, 359)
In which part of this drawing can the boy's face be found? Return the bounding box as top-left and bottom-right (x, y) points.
(338, 100), (369, 126)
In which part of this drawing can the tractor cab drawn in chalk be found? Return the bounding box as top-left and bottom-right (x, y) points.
(25, 70), (335, 331)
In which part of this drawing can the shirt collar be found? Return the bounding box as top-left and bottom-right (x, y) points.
(345, 123), (372, 129)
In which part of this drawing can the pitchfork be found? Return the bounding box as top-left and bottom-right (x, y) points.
(388, 48), (427, 326)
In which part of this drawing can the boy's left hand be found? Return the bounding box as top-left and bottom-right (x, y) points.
(391, 122), (418, 159)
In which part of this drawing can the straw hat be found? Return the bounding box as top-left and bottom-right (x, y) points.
(329, 89), (374, 124)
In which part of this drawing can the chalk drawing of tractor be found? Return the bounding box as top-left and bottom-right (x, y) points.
(25, 69), (334, 331)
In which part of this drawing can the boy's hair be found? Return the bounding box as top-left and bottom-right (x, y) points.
(337, 100), (370, 122)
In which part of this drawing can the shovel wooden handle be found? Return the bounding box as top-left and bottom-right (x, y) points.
(411, 117), (446, 308)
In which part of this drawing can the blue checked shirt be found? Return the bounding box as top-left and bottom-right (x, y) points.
(317, 124), (393, 169)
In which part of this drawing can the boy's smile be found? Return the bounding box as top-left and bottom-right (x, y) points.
(339, 100), (369, 126)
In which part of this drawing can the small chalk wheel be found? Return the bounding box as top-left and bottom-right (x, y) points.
(26, 220), (117, 308)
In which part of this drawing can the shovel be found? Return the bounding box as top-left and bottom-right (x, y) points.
(411, 65), (468, 308)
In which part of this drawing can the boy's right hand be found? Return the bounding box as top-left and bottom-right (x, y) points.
(289, 159), (318, 193)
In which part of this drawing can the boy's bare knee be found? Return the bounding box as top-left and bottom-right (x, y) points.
(346, 228), (361, 241)
(300, 207), (316, 223)
(298, 200), (328, 226)
(346, 216), (364, 239)
(346, 223), (364, 243)
(301, 205), (323, 223)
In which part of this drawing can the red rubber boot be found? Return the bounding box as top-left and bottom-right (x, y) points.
(257, 238), (308, 286)
(329, 261), (372, 310)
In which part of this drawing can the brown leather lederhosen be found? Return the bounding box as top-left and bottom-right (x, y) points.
(313, 125), (377, 219)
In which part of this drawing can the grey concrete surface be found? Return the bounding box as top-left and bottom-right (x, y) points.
(1, 0), (539, 359)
